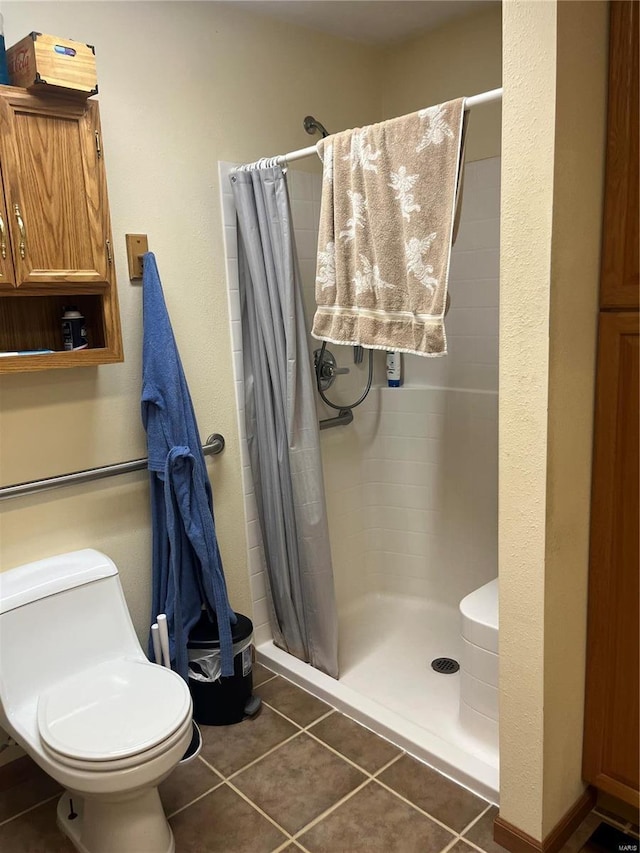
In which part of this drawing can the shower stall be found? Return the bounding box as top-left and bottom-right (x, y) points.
(220, 139), (500, 799)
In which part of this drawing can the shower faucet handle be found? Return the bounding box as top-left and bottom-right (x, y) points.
(314, 347), (349, 391)
(318, 361), (349, 380)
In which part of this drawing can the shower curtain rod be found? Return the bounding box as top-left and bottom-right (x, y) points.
(277, 86), (503, 166)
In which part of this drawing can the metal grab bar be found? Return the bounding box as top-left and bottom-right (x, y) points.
(0, 433), (225, 502)
(319, 409), (353, 431)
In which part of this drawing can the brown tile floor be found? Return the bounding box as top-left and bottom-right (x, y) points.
(0, 663), (637, 853)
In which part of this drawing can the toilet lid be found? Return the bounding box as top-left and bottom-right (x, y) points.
(37, 659), (191, 763)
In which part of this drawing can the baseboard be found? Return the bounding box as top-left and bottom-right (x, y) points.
(494, 787), (597, 853)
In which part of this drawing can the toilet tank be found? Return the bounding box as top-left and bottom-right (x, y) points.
(0, 550), (144, 718)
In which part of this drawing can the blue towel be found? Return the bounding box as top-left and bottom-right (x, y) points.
(141, 252), (237, 679)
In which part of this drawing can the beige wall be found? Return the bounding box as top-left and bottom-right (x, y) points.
(0, 2), (380, 643)
(541, 0), (608, 834)
(382, 4), (502, 161)
(499, 1), (555, 828)
(499, 0), (607, 839)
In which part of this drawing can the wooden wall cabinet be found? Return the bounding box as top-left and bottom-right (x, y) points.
(0, 85), (123, 372)
(582, 0), (639, 810)
(583, 312), (639, 806)
(599, 0), (639, 310)
(0, 162), (14, 288)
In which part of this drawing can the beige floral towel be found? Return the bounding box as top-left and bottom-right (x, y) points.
(312, 99), (466, 356)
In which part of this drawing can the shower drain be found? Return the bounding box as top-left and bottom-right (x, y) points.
(431, 657), (460, 674)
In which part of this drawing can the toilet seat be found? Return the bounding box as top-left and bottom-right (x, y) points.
(37, 658), (191, 770)
(40, 713), (193, 773)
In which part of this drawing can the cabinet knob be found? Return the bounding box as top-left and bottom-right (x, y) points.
(13, 204), (26, 260)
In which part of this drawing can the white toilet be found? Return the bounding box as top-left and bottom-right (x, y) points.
(0, 549), (193, 853)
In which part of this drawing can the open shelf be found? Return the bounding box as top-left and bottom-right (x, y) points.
(0, 293), (122, 373)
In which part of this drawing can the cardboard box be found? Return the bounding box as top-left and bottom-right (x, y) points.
(6, 33), (97, 97)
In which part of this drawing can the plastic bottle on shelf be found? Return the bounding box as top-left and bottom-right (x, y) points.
(386, 350), (402, 387)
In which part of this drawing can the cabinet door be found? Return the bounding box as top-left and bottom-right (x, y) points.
(583, 311), (639, 806)
(0, 159), (15, 289)
(600, 1), (639, 308)
(0, 90), (111, 287)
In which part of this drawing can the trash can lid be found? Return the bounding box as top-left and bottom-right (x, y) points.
(187, 611), (253, 648)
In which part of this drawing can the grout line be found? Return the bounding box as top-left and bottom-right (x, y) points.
(262, 698), (401, 779)
(291, 777), (372, 842)
(223, 730), (304, 782)
(256, 675), (339, 732)
(197, 754), (225, 781)
(303, 729), (376, 778)
(371, 751), (404, 777)
(459, 802), (494, 836)
(462, 838), (490, 853)
(198, 753), (227, 778)
(441, 838), (465, 853)
(254, 673), (278, 689)
(226, 779), (293, 841)
(192, 755), (226, 782)
(259, 697), (338, 734)
(165, 778), (225, 820)
(259, 701), (304, 730)
(0, 792), (60, 828)
(271, 841), (295, 853)
(374, 768), (489, 853)
(304, 708), (335, 728)
(372, 776), (466, 837)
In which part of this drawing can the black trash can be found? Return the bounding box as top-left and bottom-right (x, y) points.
(187, 611), (260, 725)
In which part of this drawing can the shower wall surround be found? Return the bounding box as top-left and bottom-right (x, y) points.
(220, 158), (499, 636)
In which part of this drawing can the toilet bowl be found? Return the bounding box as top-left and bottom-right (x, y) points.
(0, 549), (193, 853)
(458, 578), (499, 747)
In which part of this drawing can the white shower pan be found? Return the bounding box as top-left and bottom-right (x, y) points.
(257, 589), (499, 802)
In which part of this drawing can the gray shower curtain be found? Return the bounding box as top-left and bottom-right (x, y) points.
(230, 166), (338, 679)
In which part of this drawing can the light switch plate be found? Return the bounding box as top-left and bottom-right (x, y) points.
(125, 234), (148, 281)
